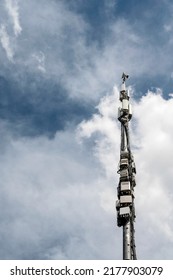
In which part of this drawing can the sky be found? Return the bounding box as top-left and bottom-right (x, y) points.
(0, 0), (173, 260)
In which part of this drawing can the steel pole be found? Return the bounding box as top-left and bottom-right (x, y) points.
(123, 221), (131, 259)
(122, 122), (132, 260)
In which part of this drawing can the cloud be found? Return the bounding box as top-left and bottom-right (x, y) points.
(0, 0), (22, 62)
(0, 24), (14, 61)
(0, 125), (118, 259)
(164, 23), (172, 32)
(32, 51), (46, 73)
(0, 1), (158, 98)
(5, 0), (22, 37)
(132, 91), (173, 258)
(104, 0), (117, 13)
(78, 86), (120, 179)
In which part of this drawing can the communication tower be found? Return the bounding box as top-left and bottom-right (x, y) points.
(116, 73), (137, 260)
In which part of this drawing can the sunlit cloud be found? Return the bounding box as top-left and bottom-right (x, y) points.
(5, 0), (22, 37)
(0, 24), (14, 61)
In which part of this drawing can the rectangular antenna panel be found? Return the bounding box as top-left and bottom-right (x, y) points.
(120, 206), (130, 216)
(120, 195), (132, 204)
(121, 181), (131, 192)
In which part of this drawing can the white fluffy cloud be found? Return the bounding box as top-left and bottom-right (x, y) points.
(0, 24), (14, 61)
(5, 0), (22, 36)
(0, 126), (118, 259)
(133, 91), (173, 258)
(0, 0), (22, 62)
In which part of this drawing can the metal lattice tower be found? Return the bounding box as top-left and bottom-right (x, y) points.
(116, 73), (137, 260)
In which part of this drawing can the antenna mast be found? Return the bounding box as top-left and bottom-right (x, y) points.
(116, 73), (137, 260)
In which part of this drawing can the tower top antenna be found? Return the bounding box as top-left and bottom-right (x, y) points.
(122, 72), (129, 83)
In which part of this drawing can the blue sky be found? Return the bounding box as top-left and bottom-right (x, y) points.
(0, 0), (173, 260)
